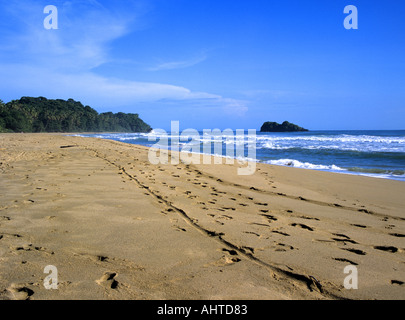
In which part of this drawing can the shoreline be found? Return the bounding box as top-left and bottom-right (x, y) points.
(70, 131), (405, 182)
(0, 133), (404, 300)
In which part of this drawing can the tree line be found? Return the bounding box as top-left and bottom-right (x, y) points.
(0, 97), (152, 133)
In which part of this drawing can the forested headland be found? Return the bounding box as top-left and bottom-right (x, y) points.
(0, 97), (152, 133)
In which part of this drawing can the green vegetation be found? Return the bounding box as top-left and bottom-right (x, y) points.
(260, 121), (308, 132)
(0, 97), (152, 133)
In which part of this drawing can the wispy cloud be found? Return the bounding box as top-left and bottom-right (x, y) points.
(0, 0), (133, 71)
(0, 1), (248, 117)
(148, 53), (208, 71)
(0, 63), (251, 119)
(0, 64), (221, 106)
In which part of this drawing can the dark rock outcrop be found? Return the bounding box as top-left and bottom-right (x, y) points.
(260, 121), (308, 132)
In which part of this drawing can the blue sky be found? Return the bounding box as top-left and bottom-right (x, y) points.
(0, 0), (404, 130)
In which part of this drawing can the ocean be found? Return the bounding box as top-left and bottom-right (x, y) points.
(74, 130), (405, 181)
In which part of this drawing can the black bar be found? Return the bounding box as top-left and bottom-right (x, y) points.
(1, 300), (398, 318)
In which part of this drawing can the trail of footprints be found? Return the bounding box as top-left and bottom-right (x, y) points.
(2, 142), (403, 299)
(0, 215), (57, 300)
(59, 146), (404, 297)
(0, 151), (138, 299)
(119, 158), (405, 288)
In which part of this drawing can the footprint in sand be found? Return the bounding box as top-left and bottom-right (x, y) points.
(273, 242), (294, 252)
(374, 245), (399, 253)
(96, 255), (110, 262)
(243, 231), (261, 238)
(173, 226), (187, 232)
(272, 230), (290, 237)
(1, 233), (22, 240)
(333, 258), (358, 266)
(290, 223), (313, 231)
(12, 244), (54, 255)
(298, 215), (319, 221)
(206, 251), (241, 268)
(331, 233), (358, 244)
(222, 256), (241, 265)
(255, 202), (268, 206)
(358, 209), (372, 214)
(351, 224), (367, 229)
(7, 284), (35, 300)
(96, 272), (119, 289)
(248, 222), (269, 228)
(223, 214), (234, 220)
(220, 248), (241, 264)
(342, 248), (367, 255)
(389, 233), (405, 238)
(261, 214), (278, 222)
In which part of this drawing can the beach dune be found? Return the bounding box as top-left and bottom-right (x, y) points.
(0, 133), (404, 300)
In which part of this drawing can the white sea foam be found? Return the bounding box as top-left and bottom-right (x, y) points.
(255, 134), (405, 153)
(70, 131), (405, 181)
(264, 158), (405, 181)
(138, 131), (405, 153)
(266, 159), (344, 171)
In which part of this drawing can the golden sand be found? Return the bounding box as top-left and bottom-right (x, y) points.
(0, 133), (404, 300)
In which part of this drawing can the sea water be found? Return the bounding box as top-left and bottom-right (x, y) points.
(74, 130), (405, 181)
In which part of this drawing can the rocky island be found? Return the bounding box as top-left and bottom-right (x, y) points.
(260, 121), (308, 132)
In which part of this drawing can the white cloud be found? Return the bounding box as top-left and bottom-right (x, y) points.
(0, 0), (136, 71)
(0, 63), (220, 105)
(0, 0), (249, 116)
(148, 53), (208, 71)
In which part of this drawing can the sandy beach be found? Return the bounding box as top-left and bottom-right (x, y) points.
(0, 133), (404, 300)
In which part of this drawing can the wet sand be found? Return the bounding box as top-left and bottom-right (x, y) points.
(0, 133), (404, 300)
